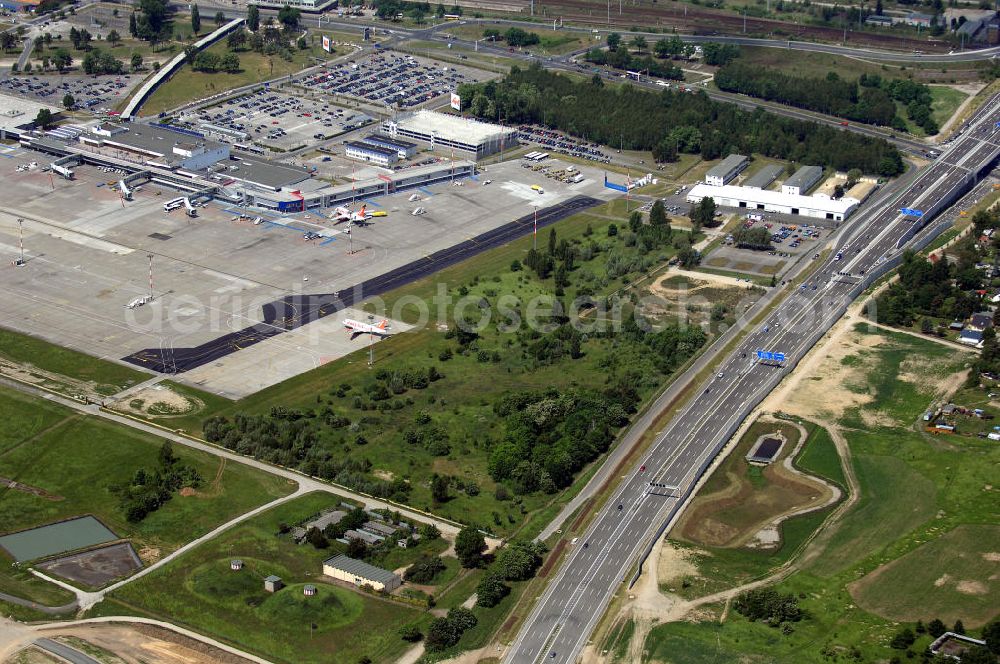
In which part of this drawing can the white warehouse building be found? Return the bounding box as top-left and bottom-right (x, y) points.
(686, 184), (859, 222)
(383, 110), (518, 160)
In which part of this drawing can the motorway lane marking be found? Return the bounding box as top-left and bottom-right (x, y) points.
(511, 97), (1000, 663)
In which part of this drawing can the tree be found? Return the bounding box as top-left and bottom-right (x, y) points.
(889, 627), (916, 650)
(607, 32), (621, 49)
(431, 474), (450, 503)
(34, 108), (53, 129)
(983, 619), (1000, 655)
(215, 10), (225, 25)
(227, 28), (247, 50)
(928, 619), (947, 638)
(630, 35), (647, 53)
(346, 537), (367, 558)
(221, 52), (240, 73)
(129, 12), (138, 38)
(954, 619), (966, 635)
(107, 29), (121, 46)
(52, 47), (72, 71)
(305, 526), (328, 549)
(131, 52), (143, 71)
(436, 3), (446, 18)
(62, 93), (75, 109)
(404, 555), (446, 583)
(0, 32), (17, 52)
(278, 4), (301, 30)
(454, 525), (486, 568)
(476, 570), (510, 607)
(247, 4), (260, 32)
(399, 625), (422, 642)
(191, 3), (201, 34)
(23, 62), (32, 73)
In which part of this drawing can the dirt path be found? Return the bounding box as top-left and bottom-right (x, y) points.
(606, 300), (875, 661)
(863, 319), (978, 353)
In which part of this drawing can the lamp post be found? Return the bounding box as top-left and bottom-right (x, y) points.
(15, 218), (25, 266)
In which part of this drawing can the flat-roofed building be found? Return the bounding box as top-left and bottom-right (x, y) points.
(323, 554), (401, 592)
(344, 140), (397, 168)
(686, 183), (858, 222)
(705, 154), (749, 186)
(383, 110), (517, 160)
(363, 133), (419, 159)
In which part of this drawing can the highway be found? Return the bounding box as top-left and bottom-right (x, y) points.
(504, 90), (1000, 664)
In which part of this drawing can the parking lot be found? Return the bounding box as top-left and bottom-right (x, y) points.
(517, 125), (611, 164)
(297, 51), (484, 109)
(176, 88), (376, 151)
(0, 147), (614, 397)
(703, 214), (829, 278)
(0, 74), (140, 114)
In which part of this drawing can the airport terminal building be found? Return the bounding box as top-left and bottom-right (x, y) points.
(383, 110), (517, 160)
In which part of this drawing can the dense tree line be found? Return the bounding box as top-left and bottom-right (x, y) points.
(109, 442), (201, 522)
(476, 540), (545, 607)
(715, 66), (938, 134)
(701, 42), (741, 66)
(187, 48), (240, 73)
(456, 65), (904, 176)
(583, 46), (684, 81)
(483, 27), (540, 47)
(426, 607), (477, 651)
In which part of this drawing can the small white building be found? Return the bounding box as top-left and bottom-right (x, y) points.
(686, 184), (858, 222)
(323, 554), (401, 592)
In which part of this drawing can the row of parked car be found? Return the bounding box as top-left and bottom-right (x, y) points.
(517, 125), (610, 164)
(300, 54), (471, 108)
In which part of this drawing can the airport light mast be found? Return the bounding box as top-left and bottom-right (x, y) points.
(148, 253), (155, 300)
(14, 218), (25, 267)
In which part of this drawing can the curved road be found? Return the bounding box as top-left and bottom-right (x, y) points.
(504, 88), (1000, 664)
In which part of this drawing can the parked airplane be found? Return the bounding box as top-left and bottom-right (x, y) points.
(343, 318), (391, 339)
(330, 204), (370, 223)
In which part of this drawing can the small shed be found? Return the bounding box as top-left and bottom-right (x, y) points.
(303, 584), (317, 596)
(264, 575), (284, 593)
(230, 559), (243, 571)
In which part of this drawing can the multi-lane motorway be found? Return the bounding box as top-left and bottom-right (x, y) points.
(505, 91), (1000, 664)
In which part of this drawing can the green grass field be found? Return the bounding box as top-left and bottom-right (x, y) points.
(0, 326), (149, 396)
(644, 324), (999, 661)
(0, 385), (293, 605)
(734, 46), (984, 84)
(109, 493), (432, 664)
(849, 524), (1000, 627)
(141, 40), (335, 116)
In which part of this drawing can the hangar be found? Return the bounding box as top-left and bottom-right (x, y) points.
(686, 183), (859, 221)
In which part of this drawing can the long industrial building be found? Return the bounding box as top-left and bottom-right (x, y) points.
(382, 110), (517, 160)
(686, 183), (858, 221)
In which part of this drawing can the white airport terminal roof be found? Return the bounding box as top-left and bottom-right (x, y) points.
(686, 183), (859, 215)
(395, 110), (514, 143)
(0, 92), (60, 132)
